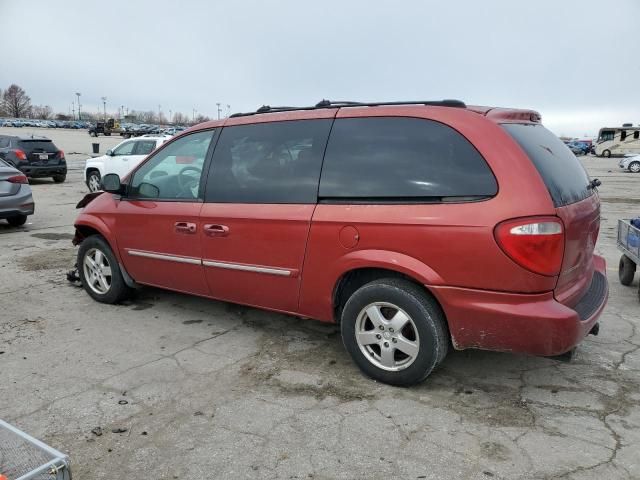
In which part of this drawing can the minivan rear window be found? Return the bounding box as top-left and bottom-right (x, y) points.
(502, 124), (592, 207)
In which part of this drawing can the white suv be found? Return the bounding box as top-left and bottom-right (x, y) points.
(84, 136), (172, 192)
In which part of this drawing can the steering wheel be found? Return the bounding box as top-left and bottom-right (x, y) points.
(177, 166), (202, 194)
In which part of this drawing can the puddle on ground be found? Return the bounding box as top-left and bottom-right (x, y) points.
(31, 232), (75, 241)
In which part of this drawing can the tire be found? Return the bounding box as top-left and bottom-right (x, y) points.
(340, 278), (449, 386)
(619, 255), (636, 286)
(629, 161), (640, 173)
(7, 215), (27, 227)
(77, 235), (132, 304)
(87, 170), (102, 192)
(603, 150), (611, 158)
(52, 174), (66, 183)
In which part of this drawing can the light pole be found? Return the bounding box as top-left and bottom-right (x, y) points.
(121, 105), (124, 119)
(216, 102), (221, 120)
(226, 104), (231, 117)
(158, 104), (162, 125)
(192, 108), (196, 123)
(169, 109), (172, 125)
(101, 97), (107, 121)
(75, 92), (81, 120)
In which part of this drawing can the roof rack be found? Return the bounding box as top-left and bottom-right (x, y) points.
(230, 99), (466, 118)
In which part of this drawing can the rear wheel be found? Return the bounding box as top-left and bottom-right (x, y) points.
(52, 174), (66, 183)
(7, 215), (27, 227)
(87, 171), (101, 192)
(629, 161), (640, 173)
(603, 150), (611, 158)
(619, 254), (636, 286)
(77, 235), (132, 303)
(340, 278), (449, 386)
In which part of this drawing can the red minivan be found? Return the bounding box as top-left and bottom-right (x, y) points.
(73, 100), (608, 386)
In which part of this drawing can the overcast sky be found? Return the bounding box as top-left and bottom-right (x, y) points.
(1, 0), (637, 137)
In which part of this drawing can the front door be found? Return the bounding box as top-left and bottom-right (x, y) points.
(200, 118), (333, 312)
(114, 130), (216, 295)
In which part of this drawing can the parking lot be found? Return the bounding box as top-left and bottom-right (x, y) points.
(0, 126), (638, 479)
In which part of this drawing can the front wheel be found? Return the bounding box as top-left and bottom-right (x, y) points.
(52, 174), (66, 183)
(629, 161), (640, 173)
(619, 255), (636, 286)
(340, 278), (449, 386)
(87, 171), (101, 192)
(77, 235), (132, 303)
(603, 150), (611, 158)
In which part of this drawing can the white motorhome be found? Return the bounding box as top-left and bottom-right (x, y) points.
(595, 124), (640, 157)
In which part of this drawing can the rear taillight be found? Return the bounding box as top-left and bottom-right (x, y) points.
(59, 150), (65, 159)
(6, 174), (29, 184)
(14, 149), (27, 161)
(494, 217), (564, 276)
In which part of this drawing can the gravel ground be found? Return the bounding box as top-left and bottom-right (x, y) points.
(0, 127), (638, 480)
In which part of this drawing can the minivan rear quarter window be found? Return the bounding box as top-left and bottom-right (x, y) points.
(318, 117), (497, 201)
(503, 123), (592, 207)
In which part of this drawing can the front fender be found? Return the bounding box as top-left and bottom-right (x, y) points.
(74, 214), (122, 264)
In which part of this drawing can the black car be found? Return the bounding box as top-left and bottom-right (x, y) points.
(0, 135), (67, 183)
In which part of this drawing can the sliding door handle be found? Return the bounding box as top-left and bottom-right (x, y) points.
(204, 224), (230, 237)
(175, 221), (197, 234)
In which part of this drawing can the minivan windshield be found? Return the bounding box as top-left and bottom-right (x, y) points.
(502, 123), (592, 207)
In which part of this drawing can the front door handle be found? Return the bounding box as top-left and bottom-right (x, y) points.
(204, 224), (230, 237)
(175, 221), (197, 234)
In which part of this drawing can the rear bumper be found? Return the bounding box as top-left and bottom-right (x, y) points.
(431, 255), (608, 356)
(18, 164), (67, 177)
(0, 188), (35, 218)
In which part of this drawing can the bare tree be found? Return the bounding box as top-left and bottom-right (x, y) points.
(193, 114), (211, 124)
(2, 84), (32, 118)
(173, 112), (187, 125)
(55, 113), (71, 121)
(32, 105), (53, 120)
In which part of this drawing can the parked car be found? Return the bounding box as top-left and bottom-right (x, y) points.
(567, 142), (588, 156)
(619, 154), (640, 173)
(84, 135), (172, 192)
(72, 99), (608, 386)
(0, 158), (34, 226)
(0, 134), (67, 182)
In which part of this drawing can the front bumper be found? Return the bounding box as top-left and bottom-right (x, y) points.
(431, 255), (608, 357)
(18, 164), (67, 178)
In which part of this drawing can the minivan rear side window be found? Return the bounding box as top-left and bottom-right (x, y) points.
(318, 117), (497, 201)
(502, 124), (592, 207)
(206, 119), (332, 204)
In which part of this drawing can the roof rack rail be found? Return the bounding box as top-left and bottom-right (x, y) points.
(229, 99), (466, 118)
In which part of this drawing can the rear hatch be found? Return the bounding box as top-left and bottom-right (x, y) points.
(503, 123), (600, 307)
(19, 139), (62, 165)
(0, 161), (22, 197)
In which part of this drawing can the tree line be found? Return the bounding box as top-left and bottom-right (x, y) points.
(0, 83), (211, 125)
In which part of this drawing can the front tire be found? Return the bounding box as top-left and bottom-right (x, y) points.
(7, 215), (27, 227)
(87, 171), (102, 192)
(619, 255), (636, 286)
(629, 161), (640, 173)
(52, 174), (66, 183)
(340, 278), (449, 386)
(603, 150), (611, 158)
(77, 235), (132, 303)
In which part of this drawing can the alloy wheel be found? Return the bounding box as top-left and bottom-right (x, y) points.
(83, 248), (112, 294)
(355, 302), (420, 371)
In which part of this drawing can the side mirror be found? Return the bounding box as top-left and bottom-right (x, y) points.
(106, 149), (114, 156)
(102, 173), (125, 194)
